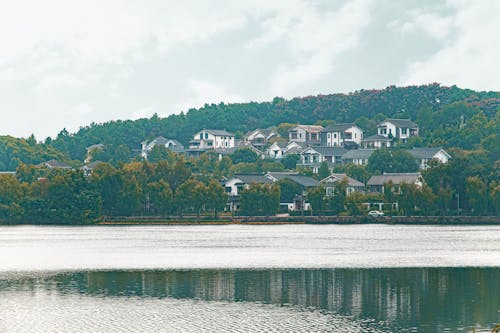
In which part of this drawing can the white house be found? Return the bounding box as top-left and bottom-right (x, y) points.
(189, 129), (235, 150)
(266, 141), (288, 159)
(141, 136), (184, 159)
(377, 119), (419, 142)
(243, 128), (278, 148)
(288, 125), (323, 143)
(361, 135), (393, 148)
(408, 147), (451, 170)
(320, 123), (363, 147)
(320, 173), (365, 197)
(224, 174), (273, 211)
(297, 147), (347, 173)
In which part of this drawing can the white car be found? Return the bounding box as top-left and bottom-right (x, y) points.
(368, 210), (384, 217)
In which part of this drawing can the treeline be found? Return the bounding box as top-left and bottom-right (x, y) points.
(47, 84), (499, 161)
(0, 143), (498, 224)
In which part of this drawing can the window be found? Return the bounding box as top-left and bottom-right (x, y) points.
(199, 133), (203, 140)
(401, 128), (407, 135)
(205, 133), (209, 139)
(333, 133), (337, 138)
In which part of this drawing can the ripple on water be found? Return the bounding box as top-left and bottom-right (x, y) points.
(0, 292), (389, 333)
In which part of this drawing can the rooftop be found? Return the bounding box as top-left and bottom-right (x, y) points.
(321, 123), (358, 132)
(367, 173), (422, 186)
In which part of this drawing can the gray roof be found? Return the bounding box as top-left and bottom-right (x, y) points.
(367, 173), (422, 186)
(86, 143), (105, 151)
(266, 172), (319, 187)
(320, 173), (364, 187)
(204, 129), (235, 137)
(233, 174), (273, 184)
(408, 147), (448, 159)
(81, 161), (104, 170)
(304, 146), (347, 157)
(382, 118), (418, 128)
(41, 159), (72, 169)
(342, 149), (376, 160)
(321, 123), (357, 132)
(291, 125), (324, 133)
(286, 146), (304, 155)
(363, 134), (392, 141)
(244, 128), (277, 139)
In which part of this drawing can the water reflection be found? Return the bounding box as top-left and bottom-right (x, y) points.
(2, 268), (499, 332)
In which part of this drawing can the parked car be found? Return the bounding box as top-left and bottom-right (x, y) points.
(368, 210), (384, 217)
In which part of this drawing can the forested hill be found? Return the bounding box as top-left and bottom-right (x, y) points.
(47, 84), (499, 160)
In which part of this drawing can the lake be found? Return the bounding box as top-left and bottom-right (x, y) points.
(1, 224), (500, 332)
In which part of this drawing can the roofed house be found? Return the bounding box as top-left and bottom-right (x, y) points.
(320, 123), (363, 148)
(266, 141), (288, 159)
(141, 136), (184, 159)
(288, 125), (323, 144)
(367, 173), (423, 193)
(377, 118), (419, 143)
(341, 149), (376, 165)
(407, 147), (451, 170)
(81, 161), (104, 176)
(320, 173), (365, 197)
(224, 174), (273, 211)
(266, 172), (319, 211)
(85, 144), (105, 163)
(39, 159), (72, 170)
(189, 129), (235, 150)
(243, 128), (278, 148)
(297, 146), (347, 173)
(361, 134), (393, 148)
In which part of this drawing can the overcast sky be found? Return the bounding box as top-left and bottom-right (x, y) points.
(1, 0), (499, 139)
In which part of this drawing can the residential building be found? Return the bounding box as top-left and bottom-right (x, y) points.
(377, 119), (419, 143)
(81, 161), (104, 177)
(243, 128), (278, 148)
(320, 173), (365, 197)
(407, 147), (451, 170)
(266, 141), (288, 159)
(189, 129), (235, 150)
(224, 174), (272, 211)
(367, 173), (423, 193)
(320, 123), (363, 148)
(39, 159), (72, 170)
(85, 144), (105, 163)
(361, 135), (393, 148)
(265, 172), (319, 211)
(141, 136), (184, 159)
(288, 125), (323, 144)
(341, 149), (376, 165)
(297, 147), (347, 173)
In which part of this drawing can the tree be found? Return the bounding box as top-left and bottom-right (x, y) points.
(281, 154), (300, 170)
(307, 185), (326, 214)
(317, 161), (331, 180)
(147, 180), (173, 216)
(205, 179), (227, 218)
(466, 176), (487, 215)
(230, 148), (259, 164)
(240, 183), (280, 216)
(277, 178), (303, 203)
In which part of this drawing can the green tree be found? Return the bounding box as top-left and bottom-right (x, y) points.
(466, 176), (487, 215)
(317, 161), (331, 180)
(205, 179), (227, 218)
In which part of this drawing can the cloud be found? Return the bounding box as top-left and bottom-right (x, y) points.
(402, 0), (500, 90)
(391, 12), (453, 40)
(177, 79), (245, 111)
(251, 0), (374, 96)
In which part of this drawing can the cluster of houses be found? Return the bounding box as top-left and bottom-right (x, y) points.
(39, 118), (450, 214)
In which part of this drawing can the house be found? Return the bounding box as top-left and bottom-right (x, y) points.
(367, 173), (423, 194)
(265, 172), (319, 211)
(320, 123), (363, 148)
(189, 129), (235, 150)
(141, 136), (184, 159)
(341, 149), (375, 165)
(377, 119), (419, 143)
(361, 135), (393, 148)
(39, 159), (72, 170)
(288, 125), (323, 144)
(224, 174), (273, 211)
(214, 146), (264, 160)
(297, 147), (347, 173)
(407, 147), (451, 170)
(320, 173), (365, 197)
(266, 141), (288, 159)
(81, 161), (104, 177)
(243, 128), (278, 148)
(85, 144), (105, 163)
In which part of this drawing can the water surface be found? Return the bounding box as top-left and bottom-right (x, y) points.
(1, 224), (500, 332)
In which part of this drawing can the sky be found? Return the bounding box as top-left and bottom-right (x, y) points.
(1, 0), (499, 139)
